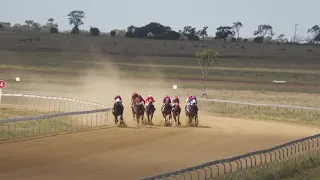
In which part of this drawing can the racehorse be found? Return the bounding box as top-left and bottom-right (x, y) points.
(112, 98), (124, 125)
(133, 101), (145, 125)
(185, 99), (199, 127)
(171, 102), (181, 125)
(161, 99), (172, 125)
(145, 100), (155, 125)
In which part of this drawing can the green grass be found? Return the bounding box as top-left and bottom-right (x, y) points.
(245, 157), (320, 180)
(0, 106), (90, 141)
(200, 101), (320, 126)
(0, 106), (46, 119)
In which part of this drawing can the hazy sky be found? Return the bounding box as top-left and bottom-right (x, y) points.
(1, 0), (318, 38)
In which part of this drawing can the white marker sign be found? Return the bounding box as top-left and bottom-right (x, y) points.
(173, 85), (178, 90)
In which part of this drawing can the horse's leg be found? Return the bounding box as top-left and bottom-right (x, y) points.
(150, 112), (154, 125)
(195, 114), (198, 127)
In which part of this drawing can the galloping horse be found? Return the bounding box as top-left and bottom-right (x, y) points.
(133, 101), (145, 125)
(171, 102), (181, 125)
(145, 100), (155, 125)
(185, 99), (199, 127)
(161, 99), (172, 125)
(112, 98), (124, 125)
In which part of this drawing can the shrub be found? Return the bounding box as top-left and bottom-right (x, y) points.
(124, 31), (134, 38)
(253, 36), (264, 43)
(110, 30), (116, 37)
(90, 27), (100, 36)
(50, 27), (59, 33)
(71, 27), (80, 34)
(231, 38), (237, 42)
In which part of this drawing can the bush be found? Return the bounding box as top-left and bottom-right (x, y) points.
(253, 36), (264, 43)
(71, 27), (80, 34)
(124, 31), (135, 38)
(231, 38), (237, 42)
(90, 27), (100, 36)
(50, 27), (59, 33)
(110, 30), (116, 37)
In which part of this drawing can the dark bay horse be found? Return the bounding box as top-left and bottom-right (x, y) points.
(134, 102), (145, 125)
(171, 102), (181, 125)
(145, 100), (155, 125)
(112, 98), (124, 125)
(185, 100), (199, 127)
(161, 99), (172, 125)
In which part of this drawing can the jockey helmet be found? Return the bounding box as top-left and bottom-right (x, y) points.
(138, 95), (142, 98)
(165, 95), (169, 98)
(175, 96), (179, 99)
(149, 95), (152, 98)
(132, 92), (138, 96)
(189, 95), (192, 99)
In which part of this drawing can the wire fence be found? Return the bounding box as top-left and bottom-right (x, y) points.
(198, 99), (320, 124)
(141, 134), (320, 180)
(0, 92), (111, 142)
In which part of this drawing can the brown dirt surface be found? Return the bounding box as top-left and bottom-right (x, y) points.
(0, 115), (319, 180)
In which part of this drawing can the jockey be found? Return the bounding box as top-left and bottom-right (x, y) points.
(172, 96), (180, 108)
(135, 94), (145, 111)
(131, 92), (139, 107)
(145, 95), (155, 105)
(136, 94), (145, 104)
(186, 95), (198, 112)
(161, 95), (171, 111)
(188, 95), (198, 105)
(145, 95), (156, 110)
(112, 95), (123, 111)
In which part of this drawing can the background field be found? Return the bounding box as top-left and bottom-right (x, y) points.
(0, 32), (320, 179)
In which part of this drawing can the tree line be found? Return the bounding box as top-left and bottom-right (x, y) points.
(1, 10), (319, 44)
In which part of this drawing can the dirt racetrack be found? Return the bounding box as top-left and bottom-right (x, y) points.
(1, 113), (320, 180)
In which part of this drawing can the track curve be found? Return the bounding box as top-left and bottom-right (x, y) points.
(0, 113), (319, 180)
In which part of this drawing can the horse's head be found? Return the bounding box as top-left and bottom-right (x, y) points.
(115, 98), (122, 104)
(174, 103), (179, 108)
(191, 99), (196, 105)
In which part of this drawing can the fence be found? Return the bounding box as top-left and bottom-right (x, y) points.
(198, 98), (320, 124)
(141, 134), (320, 180)
(141, 99), (320, 179)
(0, 91), (111, 142)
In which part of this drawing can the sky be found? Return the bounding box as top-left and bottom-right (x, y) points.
(0, 0), (318, 39)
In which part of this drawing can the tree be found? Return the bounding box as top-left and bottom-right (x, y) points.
(276, 34), (285, 43)
(110, 30), (116, 37)
(215, 26), (234, 41)
(254, 24), (275, 37)
(307, 25), (320, 44)
(232, 22), (243, 45)
(68, 10), (85, 34)
(124, 22), (180, 40)
(196, 49), (219, 94)
(50, 27), (59, 33)
(197, 26), (208, 39)
(46, 18), (58, 28)
(315, 33), (320, 41)
(90, 27), (100, 36)
(32, 22), (41, 32)
(182, 26), (200, 41)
